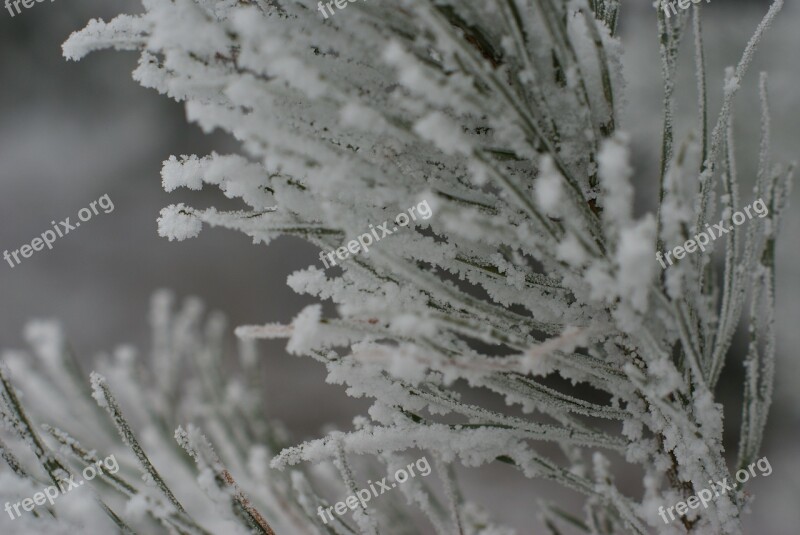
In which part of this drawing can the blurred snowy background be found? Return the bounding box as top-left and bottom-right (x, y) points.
(0, 1), (797, 533)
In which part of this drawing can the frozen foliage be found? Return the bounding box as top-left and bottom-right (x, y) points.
(0, 0), (794, 534)
(0, 294), (512, 534)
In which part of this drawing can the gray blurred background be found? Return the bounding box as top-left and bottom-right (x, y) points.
(0, 1), (797, 533)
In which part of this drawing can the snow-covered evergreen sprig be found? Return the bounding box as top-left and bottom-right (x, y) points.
(0, 0), (793, 533)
